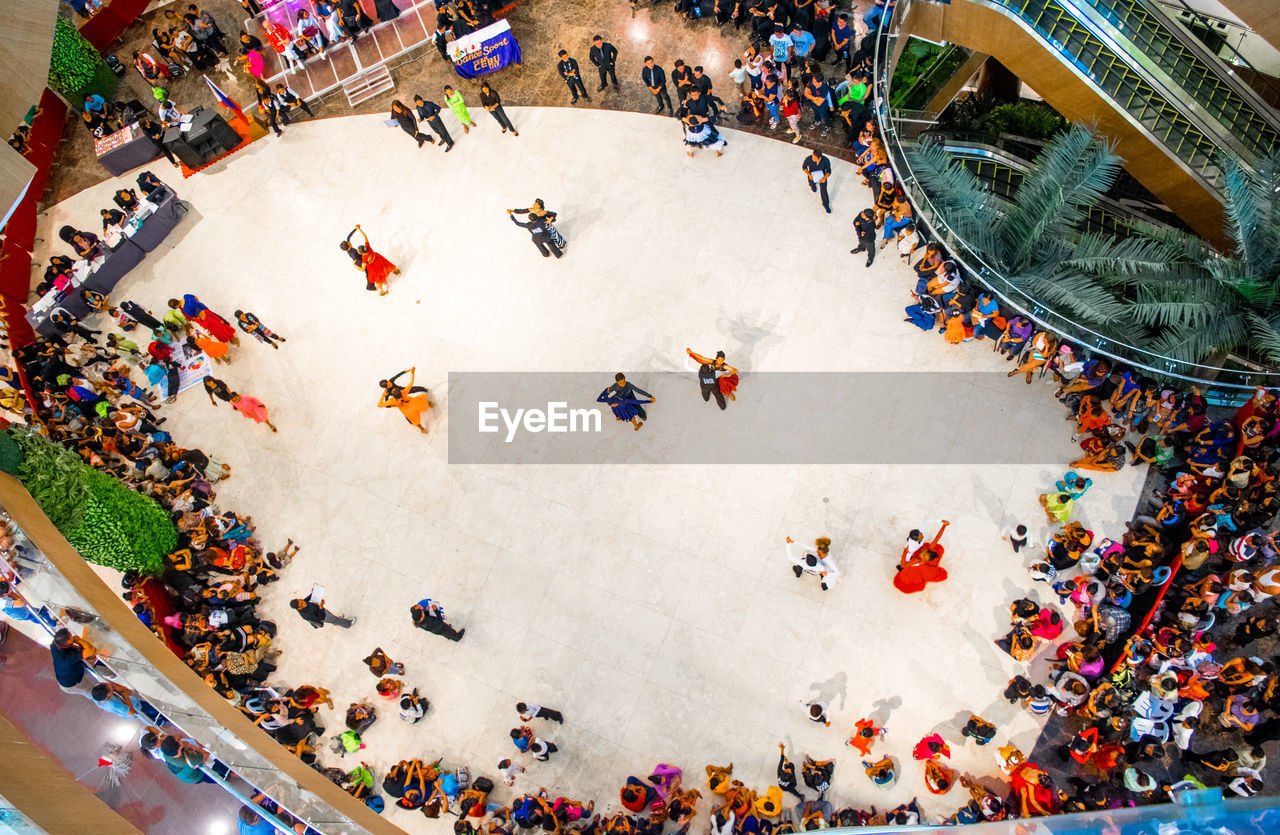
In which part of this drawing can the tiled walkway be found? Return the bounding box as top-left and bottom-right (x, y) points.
(35, 107), (1148, 831)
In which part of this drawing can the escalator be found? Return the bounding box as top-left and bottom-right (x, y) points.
(889, 0), (1280, 246)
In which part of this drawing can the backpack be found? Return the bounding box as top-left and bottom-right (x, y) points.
(473, 776), (495, 793)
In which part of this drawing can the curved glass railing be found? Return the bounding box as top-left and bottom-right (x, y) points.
(876, 2), (1280, 391)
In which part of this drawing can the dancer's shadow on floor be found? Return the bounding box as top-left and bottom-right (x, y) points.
(808, 671), (848, 711)
(870, 695), (901, 726)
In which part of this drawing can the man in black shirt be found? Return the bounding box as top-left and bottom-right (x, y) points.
(433, 24), (451, 61)
(680, 89), (712, 121)
(589, 35), (619, 92)
(290, 594), (355, 628)
(851, 208), (876, 266)
(671, 59), (693, 102)
(641, 56), (672, 113)
(691, 66), (722, 120)
(509, 213), (562, 258)
(137, 117), (178, 167)
(557, 49), (590, 104)
(801, 148), (832, 213)
(274, 83), (314, 120)
(413, 95), (455, 151)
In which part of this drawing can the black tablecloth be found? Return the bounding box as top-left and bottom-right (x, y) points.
(28, 238), (146, 335)
(97, 125), (163, 176)
(27, 184), (186, 335)
(129, 187), (183, 252)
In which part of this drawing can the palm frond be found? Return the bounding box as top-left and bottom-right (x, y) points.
(1148, 313), (1250, 364)
(1001, 127), (1122, 269)
(903, 139), (1001, 261)
(1244, 311), (1280, 365)
(1219, 151), (1280, 276)
(1010, 269), (1131, 326)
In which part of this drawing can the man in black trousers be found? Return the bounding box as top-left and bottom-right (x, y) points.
(508, 212), (562, 258)
(851, 208), (877, 267)
(411, 598), (464, 641)
(413, 95), (455, 151)
(802, 147), (832, 213)
(641, 56), (672, 113)
(589, 35), (619, 91)
(557, 49), (590, 103)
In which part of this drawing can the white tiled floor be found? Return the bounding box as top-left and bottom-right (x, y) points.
(38, 108), (1149, 830)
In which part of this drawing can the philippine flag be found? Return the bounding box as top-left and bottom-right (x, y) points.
(203, 74), (245, 122)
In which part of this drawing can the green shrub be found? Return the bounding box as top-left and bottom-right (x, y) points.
(974, 101), (1067, 141)
(47, 15), (118, 103)
(65, 470), (175, 577)
(10, 428), (88, 532)
(0, 432), (21, 477)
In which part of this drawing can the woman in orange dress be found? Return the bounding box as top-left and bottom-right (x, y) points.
(345, 224), (399, 296)
(686, 348), (739, 400)
(893, 520), (950, 594)
(377, 367), (430, 433)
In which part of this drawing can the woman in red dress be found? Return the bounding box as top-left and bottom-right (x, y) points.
(345, 224), (399, 296)
(893, 519), (950, 594)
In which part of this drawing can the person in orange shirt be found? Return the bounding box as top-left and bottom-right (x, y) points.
(846, 718), (885, 756)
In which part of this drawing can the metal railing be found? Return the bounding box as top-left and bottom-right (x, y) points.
(876, 1), (1280, 390)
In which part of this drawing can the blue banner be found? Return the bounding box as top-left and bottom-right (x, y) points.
(452, 24), (522, 80)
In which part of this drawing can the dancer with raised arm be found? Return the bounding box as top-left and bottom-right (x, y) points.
(377, 367), (431, 433)
(893, 519), (951, 594)
(342, 224), (399, 295)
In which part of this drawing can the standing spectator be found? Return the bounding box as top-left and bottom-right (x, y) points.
(803, 74), (833, 134)
(781, 90), (802, 144)
(589, 36), (619, 92)
(729, 60), (750, 97)
(290, 592), (356, 628)
(432, 23), (451, 61)
(641, 57), (672, 114)
(850, 208), (876, 266)
(411, 598), (465, 641)
(557, 50), (590, 103)
(790, 23), (816, 66)
(443, 85), (477, 134)
(768, 26), (793, 75)
(517, 702), (565, 723)
(159, 735), (209, 784)
(255, 87), (285, 137)
(414, 95), (455, 151)
(671, 59), (694, 102)
(49, 628), (90, 694)
(761, 69), (780, 128)
(802, 148), (832, 213)
(831, 13), (853, 71)
(137, 117), (179, 168)
(478, 82), (518, 135)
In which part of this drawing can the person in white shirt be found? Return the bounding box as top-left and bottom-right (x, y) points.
(295, 9), (329, 53)
(729, 60), (749, 97)
(743, 46), (764, 90)
(498, 758), (525, 786)
(158, 99), (184, 127)
(785, 536), (840, 590)
(1001, 523), (1037, 554)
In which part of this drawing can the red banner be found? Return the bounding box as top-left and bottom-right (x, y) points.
(0, 89), (68, 349)
(78, 0), (153, 52)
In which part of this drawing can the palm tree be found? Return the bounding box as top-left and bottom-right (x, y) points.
(1115, 151), (1280, 367)
(905, 125), (1174, 343)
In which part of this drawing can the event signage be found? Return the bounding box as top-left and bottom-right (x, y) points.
(448, 20), (522, 79)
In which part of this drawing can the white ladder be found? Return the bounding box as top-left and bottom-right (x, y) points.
(343, 65), (395, 108)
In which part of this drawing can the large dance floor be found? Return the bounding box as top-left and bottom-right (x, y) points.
(36, 107), (1148, 830)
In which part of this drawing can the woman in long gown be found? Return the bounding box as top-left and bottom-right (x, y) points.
(230, 393), (277, 432)
(893, 519), (950, 594)
(597, 387), (652, 431)
(345, 224), (399, 295)
(682, 112), (725, 157)
(170, 294), (239, 344)
(377, 367), (430, 433)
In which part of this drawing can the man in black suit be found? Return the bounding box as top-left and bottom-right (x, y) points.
(641, 56), (672, 113)
(413, 95), (455, 151)
(557, 49), (590, 103)
(589, 35), (619, 92)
